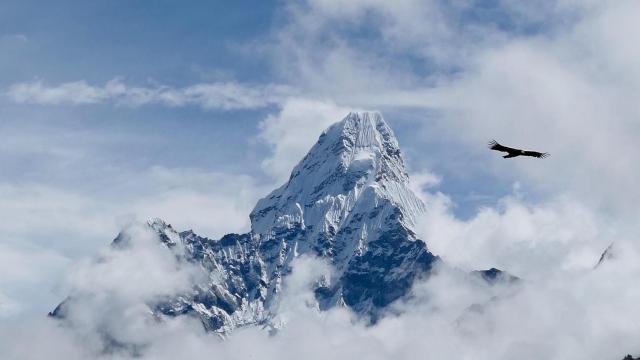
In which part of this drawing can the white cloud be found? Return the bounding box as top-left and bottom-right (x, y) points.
(0, 292), (22, 318)
(5, 78), (291, 110)
(0, 166), (269, 321)
(127, 166), (269, 237)
(0, 33), (28, 44)
(0, 241), (71, 317)
(258, 98), (353, 182)
(425, 7), (640, 216)
(262, 0), (588, 108)
(0, 167), (266, 250)
(262, 0), (640, 219)
(271, 256), (333, 325)
(416, 190), (617, 280)
(0, 183), (118, 254)
(3, 249), (640, 360)
(16, 222), (207, 356)
(66, 223), (201, 302)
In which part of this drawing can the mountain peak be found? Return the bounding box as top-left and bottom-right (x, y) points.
(316, 111), (407, 182)
(55, 111), (439, 334)
(335, 111), (397, 151)
(250, 112), (425, 261)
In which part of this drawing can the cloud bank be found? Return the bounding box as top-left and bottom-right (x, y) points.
(2, 228), (640, 360)
(0, 167), (270, 318)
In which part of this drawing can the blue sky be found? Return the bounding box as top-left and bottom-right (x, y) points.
(2, 0), (640, 322)
(0, 1), (276, 84)
(0, 0), (520, 212)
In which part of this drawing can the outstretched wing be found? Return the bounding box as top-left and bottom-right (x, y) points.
(488, 140), (520, 153)
(522, 150), (550, 159)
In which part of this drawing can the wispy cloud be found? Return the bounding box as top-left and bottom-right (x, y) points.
(0, 166), (270, 319)
(1, 33), (28, 44)
(5, 79), (291, 110)
(257, 98), (353, 182)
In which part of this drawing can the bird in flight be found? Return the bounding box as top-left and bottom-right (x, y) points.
(488, 140), (550, 159)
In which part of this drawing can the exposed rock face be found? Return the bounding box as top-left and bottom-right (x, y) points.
(472, 268), (520, 285)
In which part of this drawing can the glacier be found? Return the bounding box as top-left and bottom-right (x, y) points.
(52, 112), (440, 333)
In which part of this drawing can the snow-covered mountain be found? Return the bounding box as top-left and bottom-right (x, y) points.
(52, 112), (439, 333)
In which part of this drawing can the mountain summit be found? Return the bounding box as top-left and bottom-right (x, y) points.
(53, 112), (438, 333)
(251, 112), (426, 267)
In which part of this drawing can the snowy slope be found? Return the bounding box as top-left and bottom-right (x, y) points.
(251, 112), (426, 266)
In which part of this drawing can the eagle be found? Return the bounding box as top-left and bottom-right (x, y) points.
(488, 140), (550, 159)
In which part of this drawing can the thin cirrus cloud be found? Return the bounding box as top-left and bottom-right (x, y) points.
(5, 79), (291, 110)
